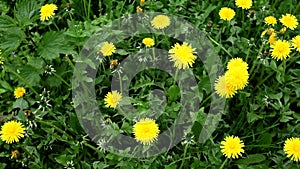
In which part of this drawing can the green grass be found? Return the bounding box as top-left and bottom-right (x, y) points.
(0, 0), (300, 168)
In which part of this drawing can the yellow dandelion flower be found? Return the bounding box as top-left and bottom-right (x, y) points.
(268, 32), (277, 44)
(0, 121), (25, 144)
(214, 75), (237, 98)
(220, 135), (245, 159)
(227, 57), (248, 71)
(292, 35), (300, 52)
(279, 14), (298, 30)
(133, 118), (159, 145)
(225, 67), (249, 90)
(40, 4), (58, 21)
(104, 91), (122, 108)
(11, 150), (20, 159)
(270, 40), (291, 60)
(264, 16), (277, 26)
(14, 87), (26, 99)
(100, 42), (116, 56)
(235, 0), (252, 9)
(168, 42), (197, 69)
(136, 6), (142, 14)
(151, 15), (170, 29)
(284, 137), (300, 162)
(142, 38), (155, 47)
(219, 7), (235, 21)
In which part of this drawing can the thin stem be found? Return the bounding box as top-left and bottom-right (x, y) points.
(5, 65), (39, 95)
(179, 143), (189, 169)
(53, 72), (71, 88)
(206, 34), (233, 58)
(35, 119), (72, 139)
(219, 158), (228, 169)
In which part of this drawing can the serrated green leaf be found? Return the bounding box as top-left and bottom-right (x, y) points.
(18, 65), (42, 86)
(0, 15), (16, 30)
(38, 31), (75, 61)
(15, 0), (39, 26)
(0, 27), (26, 54)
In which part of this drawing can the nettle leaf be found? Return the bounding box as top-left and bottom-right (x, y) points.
(18, 65), (42, 86)
(0, 15), (17, 30)
(0, 27), (26, 54)
(38, 31), (75, 61)
(15, 0), (39, 26)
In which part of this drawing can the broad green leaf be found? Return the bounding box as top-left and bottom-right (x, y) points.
(38, 31), (75, 61)
(13, 98), (29, 110)
(0, 15), (16, 30)
(18, 65), (42, 86)
(0, 27), (26, 54)
(15, 0), (39, 26)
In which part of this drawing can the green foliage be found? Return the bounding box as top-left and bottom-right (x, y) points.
(0, 0), (300, 168)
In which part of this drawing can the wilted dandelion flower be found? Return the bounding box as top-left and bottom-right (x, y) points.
(168, 42), (197, 69)
(280, 14), (298, 30)
(0, 121), (25, 144)
(14, 87), (26, 99)
(227, 57), (248, 70)
(261, 28), (275, 37)
(100, 42), (116, 56)
(270, 40), (291, 60)
(220, 135), (245, 159)
(284, 137), (300, 162)
(104, 91), (122, 108)
(264, 16), (277, 26)
(142, 38), (155, 47)
(11, 150), (20, 159)
(214, 75), (237, 98)
(133, 118), (159, 145)
(292, 35), (300, 52)
(219, 7), (235, 21)
(136, 6), (142, 14)
(40, 4), (58, 21)
(151, 15), (170, 29)
(140, 0), (145, 7)
(235, 0), (252, 9)
(279, 27), (287, 34)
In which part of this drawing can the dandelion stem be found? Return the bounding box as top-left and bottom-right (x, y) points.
(219, 158), (228, 169)
(206, 34), (233, 58)
(53, 72), (71, 88)
(179, 143), (189, 169)
(35, 119), (72, 139)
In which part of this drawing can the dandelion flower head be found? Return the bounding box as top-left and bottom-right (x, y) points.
(104, 91), (122, 108)
(219, 7), (235, 21)
(40, 4), (58, 21)
(284, 137), (300, 162)
(14, 87), (26, 99)
(151, 15), (170, 29)
(0, 121), (25, 144)
(220, 135), (245, 159)
(168, 42), (197, 69)
(133, 118), (160, 145)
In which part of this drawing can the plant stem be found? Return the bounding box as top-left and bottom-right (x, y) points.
(206, 34), (233, 58)
(219, 158), (228, 169)
(53, 72), (71, 88)
(35, 119), (72, 139)
(179, 143), (189, 169)
(5, 65), (39, 95)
